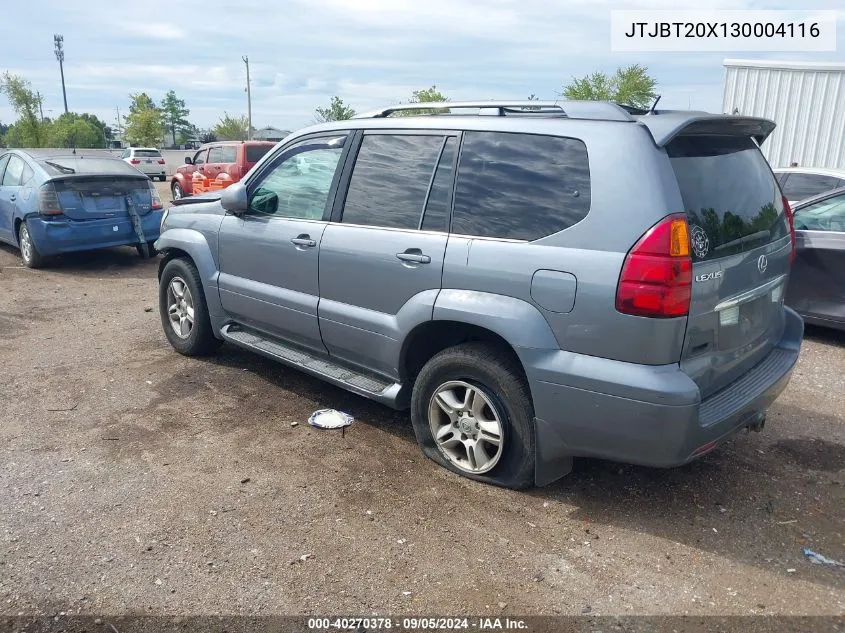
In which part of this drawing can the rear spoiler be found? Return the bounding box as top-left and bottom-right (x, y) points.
(636, 113), (776, 147)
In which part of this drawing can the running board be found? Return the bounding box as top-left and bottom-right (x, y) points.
(220, 325), (405, 409)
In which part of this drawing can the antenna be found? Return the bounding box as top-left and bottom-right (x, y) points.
(648, 95), (662, 114)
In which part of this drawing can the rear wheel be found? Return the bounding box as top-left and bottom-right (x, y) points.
(410, 343), (536, 489)
(171, 182), (184, 200)
(158, 258), (221, 356)
(18, 223), (44, 269)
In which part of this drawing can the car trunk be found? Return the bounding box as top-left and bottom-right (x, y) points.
(52, 176), (154, 221)
(667, 134), (792, 400)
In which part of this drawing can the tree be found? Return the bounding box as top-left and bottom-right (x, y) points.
(124, 92), (163, 146)
(213, 112), (249, 141)
(561, 64), (657, 109)
(395, 85), (450, 116)
(314, 96), (356, 123)
(160, 90), (192, 147)
(45, 113), (104, 149)
(0, 72), (46, 147)
(78, 113), (111, 142)
(199, 130), (217, 144)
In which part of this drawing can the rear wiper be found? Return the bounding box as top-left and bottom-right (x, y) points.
(44, 161), (75, 174)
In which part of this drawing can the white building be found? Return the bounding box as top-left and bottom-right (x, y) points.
(722, 58), (845, 169)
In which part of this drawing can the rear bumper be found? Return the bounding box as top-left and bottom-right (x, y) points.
(25, 212), (164, 256)
(523, 307), (804, 486)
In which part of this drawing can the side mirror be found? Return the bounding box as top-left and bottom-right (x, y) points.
(220, 182), (248, 215)
(185, 157), (193, 165)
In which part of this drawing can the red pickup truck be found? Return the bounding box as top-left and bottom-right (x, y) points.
(170, 140), (275, 200)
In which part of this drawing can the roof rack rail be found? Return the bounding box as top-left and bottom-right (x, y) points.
(353, 100), (634, 122)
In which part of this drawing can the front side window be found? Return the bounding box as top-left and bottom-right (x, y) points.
(192, 150), (207, 165)
(451, 132), (591, 241)
(793, 192), (845, 232)
(248, 136), (346, 219)
(2, 156), (25, 186)
(0, 155), (10, 182)
(341, 134), (445, 230)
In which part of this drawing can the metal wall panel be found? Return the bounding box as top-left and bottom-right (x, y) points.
(722, 59), (845, 169)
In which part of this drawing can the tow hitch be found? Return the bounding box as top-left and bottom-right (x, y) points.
(747, 413), (766, 433)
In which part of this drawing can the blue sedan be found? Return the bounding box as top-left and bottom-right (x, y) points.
(0, 149), (165, 268)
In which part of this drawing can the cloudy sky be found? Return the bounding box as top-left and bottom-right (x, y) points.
(1, 0), (843, 133)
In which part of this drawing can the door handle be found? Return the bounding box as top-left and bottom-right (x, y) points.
(396, 249), (431, 264)
(9, 194), (16, 202)
(291, 235), (317, 248)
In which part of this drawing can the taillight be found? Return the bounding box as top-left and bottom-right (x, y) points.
(782, 195), (796, 263)
(616, 213), (692, 318)
(148, 182), (163, 210)
(130, 159), (141, 164)
(157, 159), (165, 164)
(38, 182), (63, 216)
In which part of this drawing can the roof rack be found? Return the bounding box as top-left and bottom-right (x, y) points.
(353, 100), (635, 122)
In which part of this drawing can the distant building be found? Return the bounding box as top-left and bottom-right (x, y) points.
(723, 58), (845, 169)
(252, 126), (291, 142)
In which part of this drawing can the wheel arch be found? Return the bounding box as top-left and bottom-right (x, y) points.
(156, 228), (222, 317)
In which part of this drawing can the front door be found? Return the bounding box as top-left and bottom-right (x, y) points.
(0, 155), (25, 243)
(318, 132), (458, 379)
(217, 133), (350, 353)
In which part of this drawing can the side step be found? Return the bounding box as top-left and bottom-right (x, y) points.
(220, 325), (405, 408)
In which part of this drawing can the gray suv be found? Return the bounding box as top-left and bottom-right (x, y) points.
(155, 100), (804, 489)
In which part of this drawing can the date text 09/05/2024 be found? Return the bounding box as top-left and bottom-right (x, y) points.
(307, 617), (529, 630)
(624, 21), (820, 38)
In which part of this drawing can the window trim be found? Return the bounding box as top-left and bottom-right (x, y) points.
(0, 153), (11, 184)
(2, 155), (26, 187)
(419, 133), (461, 233)
(240, 131), (354, 222)
(330, 129), (455, 230)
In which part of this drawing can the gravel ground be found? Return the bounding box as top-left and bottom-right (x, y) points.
(0, 187), (843, 618)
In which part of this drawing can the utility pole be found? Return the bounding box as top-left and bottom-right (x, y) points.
(36, 91), (44, 122)
(242, 55), (252, 140)
(53, 34), (68, 114)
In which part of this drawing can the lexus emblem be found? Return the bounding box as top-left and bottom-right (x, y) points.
(757, 254), (768, 274)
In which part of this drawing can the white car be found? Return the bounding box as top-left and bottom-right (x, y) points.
(121, 147), (167, 181)
(773, 166), (845, 207)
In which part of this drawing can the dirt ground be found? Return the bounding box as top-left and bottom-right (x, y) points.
(0, 186), (843, 618)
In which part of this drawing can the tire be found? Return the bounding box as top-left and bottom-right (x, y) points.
(159, 175), (166, 182)
(410, 342), (536, 489)
(136, 241), (158, 259)
(18, 222), (45, 269)
(158, 258), (222, 356)
(171, 182), (184, 201)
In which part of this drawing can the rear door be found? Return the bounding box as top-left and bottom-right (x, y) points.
(669, 135), (793, 398)
(787, 191), (845, 325)
(0, 154), (16, 242)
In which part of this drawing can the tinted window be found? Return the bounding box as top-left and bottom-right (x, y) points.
(2, 156), (25, 186)
(246, 145), (272, 163)
(793, 191), (845, 232)
(134, 149), (161, 158)
(209, 146), (237, 163)
(668, 136), (789, 262)
(421, 137), (457, 232)
(248, 136), (345, 220)
(39, 157), (141, 176)
(451, 132), (591, 240)
(775, 172), (789, 186)
(782, 173), (842, 201)
(341, 134), (444, 229)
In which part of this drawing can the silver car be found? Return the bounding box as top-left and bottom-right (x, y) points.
(155, 101), (804, 489)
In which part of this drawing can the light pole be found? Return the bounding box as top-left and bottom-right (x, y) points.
(54, 34), (68, 114)
(242, 55), (252, 140)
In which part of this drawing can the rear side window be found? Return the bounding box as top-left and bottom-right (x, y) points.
(781, 173), (842, 201)
(668, 135), (789, 262)
(341, 134), (444, 230)
(209, 146), (238, 163)
(451, 132), (591, 241)
(246, 145), (272, 163)
(21, 163), (34, 185)
(134, 149), (161, 158)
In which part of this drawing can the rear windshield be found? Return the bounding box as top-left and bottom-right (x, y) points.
(40, 157), (146, 176)
(133, 149), (161, 158)
(246, 145), (272, 163)
(667, 136), (789, 262)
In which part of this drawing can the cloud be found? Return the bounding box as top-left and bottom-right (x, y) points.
(0, 0), (843, 131)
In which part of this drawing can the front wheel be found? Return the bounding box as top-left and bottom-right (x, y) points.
(18, 223), (45, 269)
(158, 258), (222, 356)
(410, 343), (536, 489)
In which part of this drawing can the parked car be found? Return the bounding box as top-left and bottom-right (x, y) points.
(785, 186), (845, 331)
(773, 167), (845, 206)
(170, 141), (276, 200)
(0, 149), (164, 268)
(155, 100), (803, 489)
(121, 147), (167, 181)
